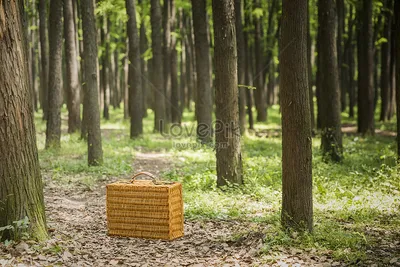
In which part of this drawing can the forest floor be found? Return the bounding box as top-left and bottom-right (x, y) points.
(1, 106), (400, 266)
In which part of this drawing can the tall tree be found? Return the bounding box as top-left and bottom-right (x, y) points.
(101, 17), (111, 120)
(0, 0), (48, 241)
(280, 0), (313, 231)
(380, 0), (393, 122)
(163, 0), (172, 122)
(395, 0), (400, 159)
(337, 0), (346, 111)
(151, 0), (166, 132)
(253, 0), (267, 122)
(170, 0), (180, 124)
(64, 0), (81, 133)
(45, 0), (63, 148)
(318, 0), (343, 162)
(244, 0), (254, 130)
(212, 0), (243, 186)
(126, 0), (143, 138)
(192, 0), (213, 143)
(235, 0), (247, 134)
(357, 0), (375, 134)
(81, 0), (103, 165)
(39, 0), (49, 120)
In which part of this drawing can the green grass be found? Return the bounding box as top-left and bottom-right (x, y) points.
(35, 104), (400, 264)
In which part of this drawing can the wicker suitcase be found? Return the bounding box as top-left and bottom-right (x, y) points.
(106, 172), (184, 240)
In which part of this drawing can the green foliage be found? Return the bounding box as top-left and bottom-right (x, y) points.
(0, 217), (30, 242)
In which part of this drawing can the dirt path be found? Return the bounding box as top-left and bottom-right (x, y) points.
(0, 152), (381, 266)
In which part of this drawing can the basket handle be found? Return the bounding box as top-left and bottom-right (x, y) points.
(130, 172), (158, 183)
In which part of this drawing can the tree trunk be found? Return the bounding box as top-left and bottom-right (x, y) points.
(179, 9), (187, 115)
(253, 0), (267, 122)
(170, 0), (180, 124)
(46, 0), (63, 149)
(394, 0), (400, 159)
(318, 0), (343, 162)
(337, 0), (346, 111)
(102, 18), (110, 120)
(380, 0), (393, 122)
(357, 0), (375, 134)
(126, 0), (143, 138)
(39, 0), (49, 120)
(163, 0), (172, 123)
(212, 0), (243, 186)
(280, 0), (313, 232)
(192, 0), (213, 143)
(64, 0), (81, 133)
(307, 2), (315, 131)
(347, 5), (356, 118)
(235, 0), (247, 135)
(151, 0), (166, 132)
(0, 0), (48, 241)
(139, 0), (148, 117)
(81, 0), (103, 165)
(244, 0), (254, 130)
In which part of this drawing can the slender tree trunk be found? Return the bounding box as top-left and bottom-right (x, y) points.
(81, 0), (103, 165)
(0, 0), (48, 241)
(64, 0), (81, 133)
(192, 0), (213, 143)
(151, 0), (166, 132)
(139, 0), (148, 117)
(337, 0), (346, 111)
(394, 0), (400, 159)
(281, 0), (313, 232)
(163, 0), (172, 123)
(213, 0), (243, 186)
(179, 9), (187, 115)
(347, 5), (356, 118)
(126, 0), (143, 138)
(307, 2), (315, 131)
(102, 18), (110, 120)
(170, 0), (180, 124)
(253, 0), (267, 122)
(235, 0), (247, 134)
(244, 0), (254, 130)
(39, 0), (49, 120)
(318, 0), (343, 162)
(46, 0), (63, 149)
(357, 0), (375, 134)
(380, 0), (393, 122)
(184, 14), (194, 111)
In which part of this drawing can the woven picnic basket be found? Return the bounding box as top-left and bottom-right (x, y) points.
(106, 172), (184, 240)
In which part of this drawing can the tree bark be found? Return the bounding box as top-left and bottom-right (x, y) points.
(64, 0), (81, 133)
(253, 0), (267, 122)
(337, 0), (346, 111)
(102, 17), (110, 120)
(192, 0), (213, 143)
(126, 0), (143, 138)
(139, 0), (148, 117)
(151, 0), (166, 132)
(357, 0), (375, 134)
(281, 0), (313, 232)
(45, 0), (63, 149)
(394, 0), (400, 159)
(235, 0), (247, 135)
(0, 0), (48, 241)
(170, 0), (180, 124)
(380, 0), (393, 122)
(81, 0), (103, 165)
(212, 0), (243, 186)
(347, 5), (356, 118)
(318, 0), (343, 162)
(39, 0), (49, 120)
(163, 0), (172, 123)
(244, 0), (254, 130)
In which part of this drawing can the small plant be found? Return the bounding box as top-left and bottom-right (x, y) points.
(0, 216), (30, 243)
